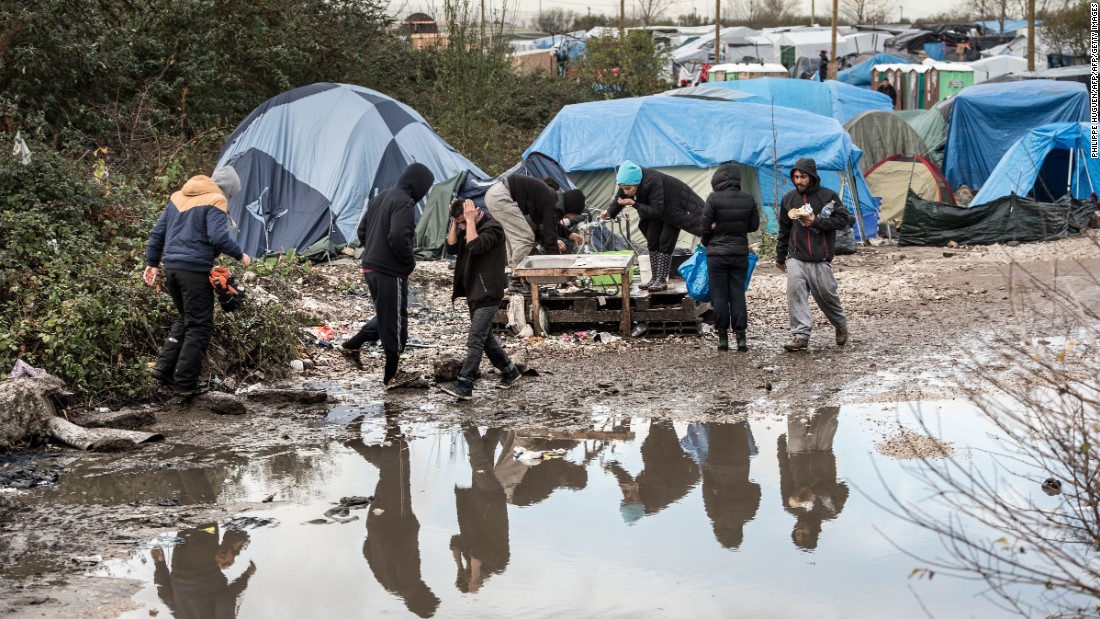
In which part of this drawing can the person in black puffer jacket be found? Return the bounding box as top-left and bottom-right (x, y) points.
(599, 160), (706, 292)
(340, 163), (434, 388)
(701, 163), (759, 352)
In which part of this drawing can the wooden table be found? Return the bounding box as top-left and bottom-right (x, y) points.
(513, 254), (636, 336)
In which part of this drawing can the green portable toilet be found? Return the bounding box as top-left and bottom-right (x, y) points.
(923, 64), (973, 107)
(780, 45), (796, 69)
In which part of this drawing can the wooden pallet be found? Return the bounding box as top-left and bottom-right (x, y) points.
(495, 288), (707, 336)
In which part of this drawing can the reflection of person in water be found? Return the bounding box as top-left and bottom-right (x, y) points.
(151, 523), (255, 619)
(494, 430), (588, 507)
(451, 426), (510, 593)
(778, 407), (849, 551)
(606, 420), (701, 524)
(695, 422), (761, 549)
(346, 416), (440, 618)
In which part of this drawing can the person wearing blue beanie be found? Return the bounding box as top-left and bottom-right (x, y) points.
(600, 161), (705, 292)
(615, 161), (642, 186)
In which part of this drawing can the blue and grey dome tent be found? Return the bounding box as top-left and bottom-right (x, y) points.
(216, 83), (486, 256)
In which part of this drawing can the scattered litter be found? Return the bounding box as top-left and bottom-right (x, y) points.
(513, 446), (567, 462)
(72, 555), (102, 564)
(306, 325), (336, 348)
(340, 495), (374, 507)
(225, 516), (278, 530)
(595, 332), (621, 344)
(323, 505), (359, 523)
(405, 340), (438, 349)
(372, 508), (385, 516)
(8, 359), (45, 379)
(505, 294), (529, 337)
(1041, 478), (1062, 496)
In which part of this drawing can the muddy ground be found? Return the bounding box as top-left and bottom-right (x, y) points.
(1, 233), (1098, 617)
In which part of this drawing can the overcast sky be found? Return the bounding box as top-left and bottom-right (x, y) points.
(399, 0), (956, 28)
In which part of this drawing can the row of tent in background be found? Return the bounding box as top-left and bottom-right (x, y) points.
(503, 22), (1086, 105)
(214, 77), (1095, 262)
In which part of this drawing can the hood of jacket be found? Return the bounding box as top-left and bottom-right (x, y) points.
(397, 163), (435, 203)
(790, 158), (820, 192)
(172, 175), (229, 212)
(711, 163), (742, 192)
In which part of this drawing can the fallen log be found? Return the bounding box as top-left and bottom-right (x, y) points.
(47, 417), (163, 452)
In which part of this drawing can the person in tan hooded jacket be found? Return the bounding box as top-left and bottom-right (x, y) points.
(144, 166), (251, 396)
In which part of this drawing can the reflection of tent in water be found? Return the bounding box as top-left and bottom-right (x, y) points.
(865, 155), (954, 224)
(216, 82), (485, 257)
(524, 95), (880, 248)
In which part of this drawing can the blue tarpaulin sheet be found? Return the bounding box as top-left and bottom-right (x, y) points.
(837, 53), (910, 87)
(700, 77), (893, 125)
(944, 80), (1088, 191)
(972, 123), (1100, 204)
(524, 95), (879, 240)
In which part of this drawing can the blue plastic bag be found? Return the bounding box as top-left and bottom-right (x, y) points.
(744, 252), (758, 291)
(678, 246), (711, 302)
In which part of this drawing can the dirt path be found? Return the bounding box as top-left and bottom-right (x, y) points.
(1, 233), (1097, 617)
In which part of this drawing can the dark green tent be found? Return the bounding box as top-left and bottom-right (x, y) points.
(899, 191), (1094, 246)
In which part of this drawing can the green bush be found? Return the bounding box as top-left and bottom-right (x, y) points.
(0, 137), (305, 404)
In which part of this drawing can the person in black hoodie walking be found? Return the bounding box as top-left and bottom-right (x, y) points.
(439, 199), (522, 400)
(701, 164), (759, 351)
(775, 158), (851, 352)
(340, 163), (434, 388)
(599, 160), (705, 292)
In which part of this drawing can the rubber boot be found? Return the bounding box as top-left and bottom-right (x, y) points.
(735, 330), (748, 352)
(639, 253), (659, 290)
(647, 252), (670, 292)
(717, 330), (729, 351)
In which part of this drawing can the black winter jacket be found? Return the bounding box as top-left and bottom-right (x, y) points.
(776, 159), (852, 264)
(606, 168), (705, 236)
(359, 163), (434, 278)
(700, 164), (759, 256)
(507, 174), (562, 254)
(447, 213), (508, 310)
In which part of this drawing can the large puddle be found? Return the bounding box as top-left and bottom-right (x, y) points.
(48, 400), (1061, 617)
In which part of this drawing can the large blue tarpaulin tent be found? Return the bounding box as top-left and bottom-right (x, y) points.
(524, 95), (878, 241)
(972, 123), (1100, 204)
(943, 80), (1088, 192)
(216, 83), (486, 256)
(836, 53), (910, 87)
(701, 77), (894, 125)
